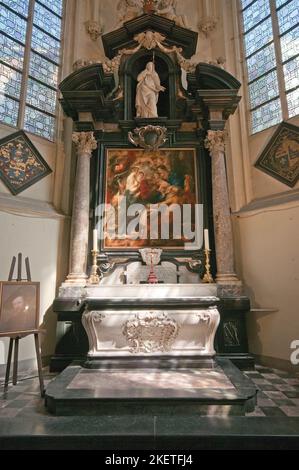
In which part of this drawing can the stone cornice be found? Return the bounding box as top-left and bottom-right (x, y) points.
(0, 193), (69, 220)
(233, 188), (299, 217)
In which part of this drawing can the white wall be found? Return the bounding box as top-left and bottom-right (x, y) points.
(0, 212), (68, 366)
(236, 205), (299, 362)
(217, 0), (299, 366)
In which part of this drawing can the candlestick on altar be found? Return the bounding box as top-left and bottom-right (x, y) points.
(202, 248), (214, 284)
(93, 229), (98, 252)
(203, 229), (213, 283)
(89, 229), (100, 284)
(88, 249), (100, 284)
(204, 228), (210, 251)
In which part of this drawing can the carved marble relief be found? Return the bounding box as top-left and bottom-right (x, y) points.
(122, 311), (180, 353)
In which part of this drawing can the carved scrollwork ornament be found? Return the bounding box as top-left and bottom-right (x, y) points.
(99, 261), (115, 277)
(122, 311), (180, 354)
(128, 125), (167, 151)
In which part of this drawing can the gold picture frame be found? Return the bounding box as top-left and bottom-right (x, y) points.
(103, 147), (199, 250)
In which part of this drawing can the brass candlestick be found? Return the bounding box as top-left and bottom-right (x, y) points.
(202, 248), (214, 283)
(88, 249), (100, 284)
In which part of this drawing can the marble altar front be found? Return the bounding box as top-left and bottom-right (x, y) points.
(81, 284), (220, 359)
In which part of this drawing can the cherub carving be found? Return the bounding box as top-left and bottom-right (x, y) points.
(134, 31), (166, 50)
(155, 0), (188, 28)
(116, 0), (143, 26)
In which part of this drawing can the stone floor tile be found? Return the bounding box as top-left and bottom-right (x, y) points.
(280, 407), (299, 417)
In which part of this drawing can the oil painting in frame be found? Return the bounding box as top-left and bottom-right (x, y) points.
(102, 148), (199, 250)
(0, 282), (40, 337)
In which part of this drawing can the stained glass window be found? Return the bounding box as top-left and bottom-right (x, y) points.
(33, 2), (62, 39)
(26, 78), (57, 115)
(0, 5), (27, 43)
(0, 97), (19, 127)
(1, 0), (30, 17)
(244, 17), (273, 56)
(280, 26), (299, 61)
(241, 0), (255, 8)
(241, 0), (299, 134)
(24, 106), (55, 141)
(38, 0), (63, 17)
(249, 70), (279, 108)
(283, 57), (299, 91)
(31, 27), (61, 66)
(251, 99), (282, 133)
(0, 34), (25, 70)
(286, 88), (299, 117)
(275, 0), (288, 7)
(246, 43), (276, 81)
(29, 52), (59, 88)
(0, 63), (22, 99)
(277, 0), (299, 34)
(242, 0), (270, 32)
(0, 0), (64, 141)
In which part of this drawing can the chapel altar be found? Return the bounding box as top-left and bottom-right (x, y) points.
(46, 3), (256, 416)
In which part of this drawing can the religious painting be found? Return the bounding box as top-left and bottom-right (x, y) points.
(103, 148), (199, 250)
(0, 131), (52, 195)
(0, 282), (40, 337)
(254, 122), (299, 188)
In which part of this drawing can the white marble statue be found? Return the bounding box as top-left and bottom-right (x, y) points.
(155, 0), (188, 28)
(116, 0), (143, 25)
(135, 61), (165, 118)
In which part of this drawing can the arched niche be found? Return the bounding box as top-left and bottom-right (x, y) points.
(121, 49), (179, 120)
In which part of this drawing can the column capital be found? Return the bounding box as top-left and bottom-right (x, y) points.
(204, 130), (226, 154)
(72, 131), (97, 155)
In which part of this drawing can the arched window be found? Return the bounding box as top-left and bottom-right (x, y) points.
(0, 0), (64, 141)
(240, 0), (299, 134)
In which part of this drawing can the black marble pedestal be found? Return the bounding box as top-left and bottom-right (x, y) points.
(45, 357), (257, 417)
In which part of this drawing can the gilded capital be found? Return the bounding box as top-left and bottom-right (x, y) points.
(72, 132), (97, 156)
(204, 130), (226, 154)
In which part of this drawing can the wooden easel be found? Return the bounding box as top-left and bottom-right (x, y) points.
(3, 254), (44, 397)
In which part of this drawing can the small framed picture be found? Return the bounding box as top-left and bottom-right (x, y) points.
(0, 282), (40, 336)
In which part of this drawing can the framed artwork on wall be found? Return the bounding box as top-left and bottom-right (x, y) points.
(0, 131), (52, 195)
(0, 282), (40, 337)
(254, 122), (299, 188)
(102, 148), (199, 251)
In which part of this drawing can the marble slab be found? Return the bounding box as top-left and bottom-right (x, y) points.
(85, 283), (218, 300)
(67, 368), (234, 395)
(45, 358), (258, 416)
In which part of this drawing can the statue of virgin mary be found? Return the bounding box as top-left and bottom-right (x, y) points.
(135, 62), (165, 118)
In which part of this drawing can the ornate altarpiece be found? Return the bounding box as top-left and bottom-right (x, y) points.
(51, 13), (253, 372)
